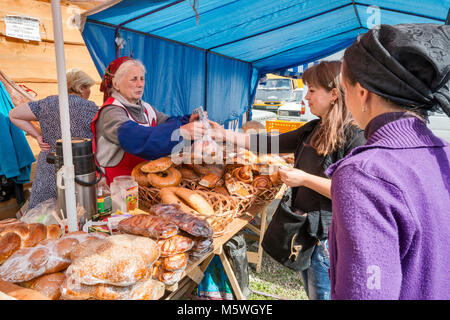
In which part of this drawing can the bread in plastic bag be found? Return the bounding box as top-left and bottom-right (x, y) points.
(0, 231), (107, 283)
(159, 253), (188, 272)
(20, 272), (66, 300)
(156, 234), (194, 257)
(150, 204), (213, 238)
(67, 234), (160, 287)
(152, 262), (185, 286)
(61, 275), (165, 300)
(117, 214), (179, 239)
(20, 198), (60, 226)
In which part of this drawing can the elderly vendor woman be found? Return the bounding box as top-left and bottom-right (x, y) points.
(92, 57), (204, 184)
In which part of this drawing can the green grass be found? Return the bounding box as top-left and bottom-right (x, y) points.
(247, 247), (308, 300)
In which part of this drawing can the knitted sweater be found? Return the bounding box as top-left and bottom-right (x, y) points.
(326, 114), (450, 300)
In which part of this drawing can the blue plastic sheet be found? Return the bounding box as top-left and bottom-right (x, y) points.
(81, 0), (449, 124)
(0, 81), (35, 184)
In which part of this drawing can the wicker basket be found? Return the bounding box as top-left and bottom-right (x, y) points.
(138, 183), (255, 218)
(138, 184), (253, 237)
(138, 185), (160, 210)
(254, 183), (284, 204)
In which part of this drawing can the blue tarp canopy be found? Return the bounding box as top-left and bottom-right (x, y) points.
(80, 0), (449, 127)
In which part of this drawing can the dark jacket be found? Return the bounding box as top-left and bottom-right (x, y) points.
(252, 119), (366, 239)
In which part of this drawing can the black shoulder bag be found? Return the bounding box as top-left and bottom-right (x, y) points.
(261, 119), (326, 271)
(261, 188), (321, 271)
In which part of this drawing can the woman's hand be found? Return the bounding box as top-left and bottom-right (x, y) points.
(279, 167), (332, 198)
(278, 166), (309, 187)
(207, 120), (226, 142)
(37, 135), (51, 152)
(180, 121), (207, 140)
(189, 111), (207, 123)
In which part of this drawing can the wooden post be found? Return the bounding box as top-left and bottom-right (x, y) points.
(219, 249), (245, 300)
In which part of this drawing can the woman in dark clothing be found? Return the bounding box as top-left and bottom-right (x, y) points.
(209, 61), (366, 300)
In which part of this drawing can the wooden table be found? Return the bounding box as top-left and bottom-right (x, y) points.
(0, 201), (271, 300)
(161, 201), (269, 300)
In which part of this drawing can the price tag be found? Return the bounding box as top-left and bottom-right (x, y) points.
(5, 15), (41, 41)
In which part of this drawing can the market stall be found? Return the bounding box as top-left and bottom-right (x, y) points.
(2, 0), (449, 301)
(0, 148), (292, 300)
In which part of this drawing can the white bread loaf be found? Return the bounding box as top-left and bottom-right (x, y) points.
(0, 231), (106, 283)
(60, 276), (165, 300)
(66, 234), (160, 287)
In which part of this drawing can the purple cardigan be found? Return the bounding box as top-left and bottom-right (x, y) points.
(326, 115), (450, 300)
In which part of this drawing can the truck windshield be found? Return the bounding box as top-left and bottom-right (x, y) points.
(258, 79), (291, 89)
(255, 88), (293, 101)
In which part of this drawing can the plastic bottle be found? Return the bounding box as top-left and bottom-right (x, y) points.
(95, 177), (112, 221)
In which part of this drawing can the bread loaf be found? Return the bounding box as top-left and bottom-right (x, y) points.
(173, 188), (215, 216)
(131, 162), (151, 187)
(117, 214), (178, 239)
(232, 165), (253, 184)
(150, 204), (213, 238)
(159, 187), (200, 216)
(161, 253), (187, 272)
(191, 236), (214, 253)
(158, 269), (184, 286)
(61, 275), (165, 300)
(199, 173), (221, 188)
(179, 167), (199, 181)
(156, 234), (194, 257)
(0, 222), (61, 266)
(67, 234), (160, 286)
(0, 233), (21, 265)
(252, 175), (273, 190)
(152, 265), (184, 286)
(190, 236), (214, 260)
(21, 272), (66, 300)
(140, 157), (173, 173)
(147, 167), (182, 188)
(0, 231), (106, 283)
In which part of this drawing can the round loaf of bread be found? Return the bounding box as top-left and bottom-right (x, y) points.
(147, 167), (182, 188)
(131, 162), (151, 187)
(140, 157), (173, 173)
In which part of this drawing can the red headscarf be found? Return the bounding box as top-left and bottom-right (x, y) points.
(100, 56), (132, 103)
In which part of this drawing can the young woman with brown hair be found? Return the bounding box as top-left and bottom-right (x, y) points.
(209, 60), (366, 299)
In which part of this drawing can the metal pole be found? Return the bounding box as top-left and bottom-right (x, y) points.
(51, 0), (78, 232)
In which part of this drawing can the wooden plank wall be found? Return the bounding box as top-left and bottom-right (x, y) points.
(0, 1), (108, 219)
(0, 0), (108, 106)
